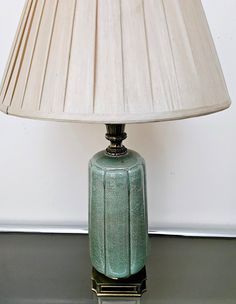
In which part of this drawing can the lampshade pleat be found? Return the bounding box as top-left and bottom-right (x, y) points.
(0, 0), (231, 123)
(0, 0), (30, 105)
(65, 0), (97, 114)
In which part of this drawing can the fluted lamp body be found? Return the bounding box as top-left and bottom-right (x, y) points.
(0, 0), (231, 289)
(89, 149), (148, 279)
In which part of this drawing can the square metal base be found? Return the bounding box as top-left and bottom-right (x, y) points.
(91, 267), (147, 297)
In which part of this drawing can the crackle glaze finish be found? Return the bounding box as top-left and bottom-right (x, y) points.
(89, 150), (148, 279)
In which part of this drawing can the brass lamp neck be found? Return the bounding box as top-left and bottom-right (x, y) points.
(105, 124), (127, 156)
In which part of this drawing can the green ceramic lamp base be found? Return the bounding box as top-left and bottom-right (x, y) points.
(89, 125), (148, 283)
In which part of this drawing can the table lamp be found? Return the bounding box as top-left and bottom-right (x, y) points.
(0, 0), (231, 297)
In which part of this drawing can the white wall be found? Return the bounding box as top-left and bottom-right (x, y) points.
(0, 0), (235, 235)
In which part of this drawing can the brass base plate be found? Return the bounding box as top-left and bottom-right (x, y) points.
(91, 267), (147, 297)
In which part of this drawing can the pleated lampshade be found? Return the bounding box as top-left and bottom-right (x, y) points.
(0, 0), (231, 123)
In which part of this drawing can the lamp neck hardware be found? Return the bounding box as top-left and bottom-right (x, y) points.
(105, 124), (127, 156)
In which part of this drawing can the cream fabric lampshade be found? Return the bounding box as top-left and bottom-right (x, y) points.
(0, 0), (231, 123)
